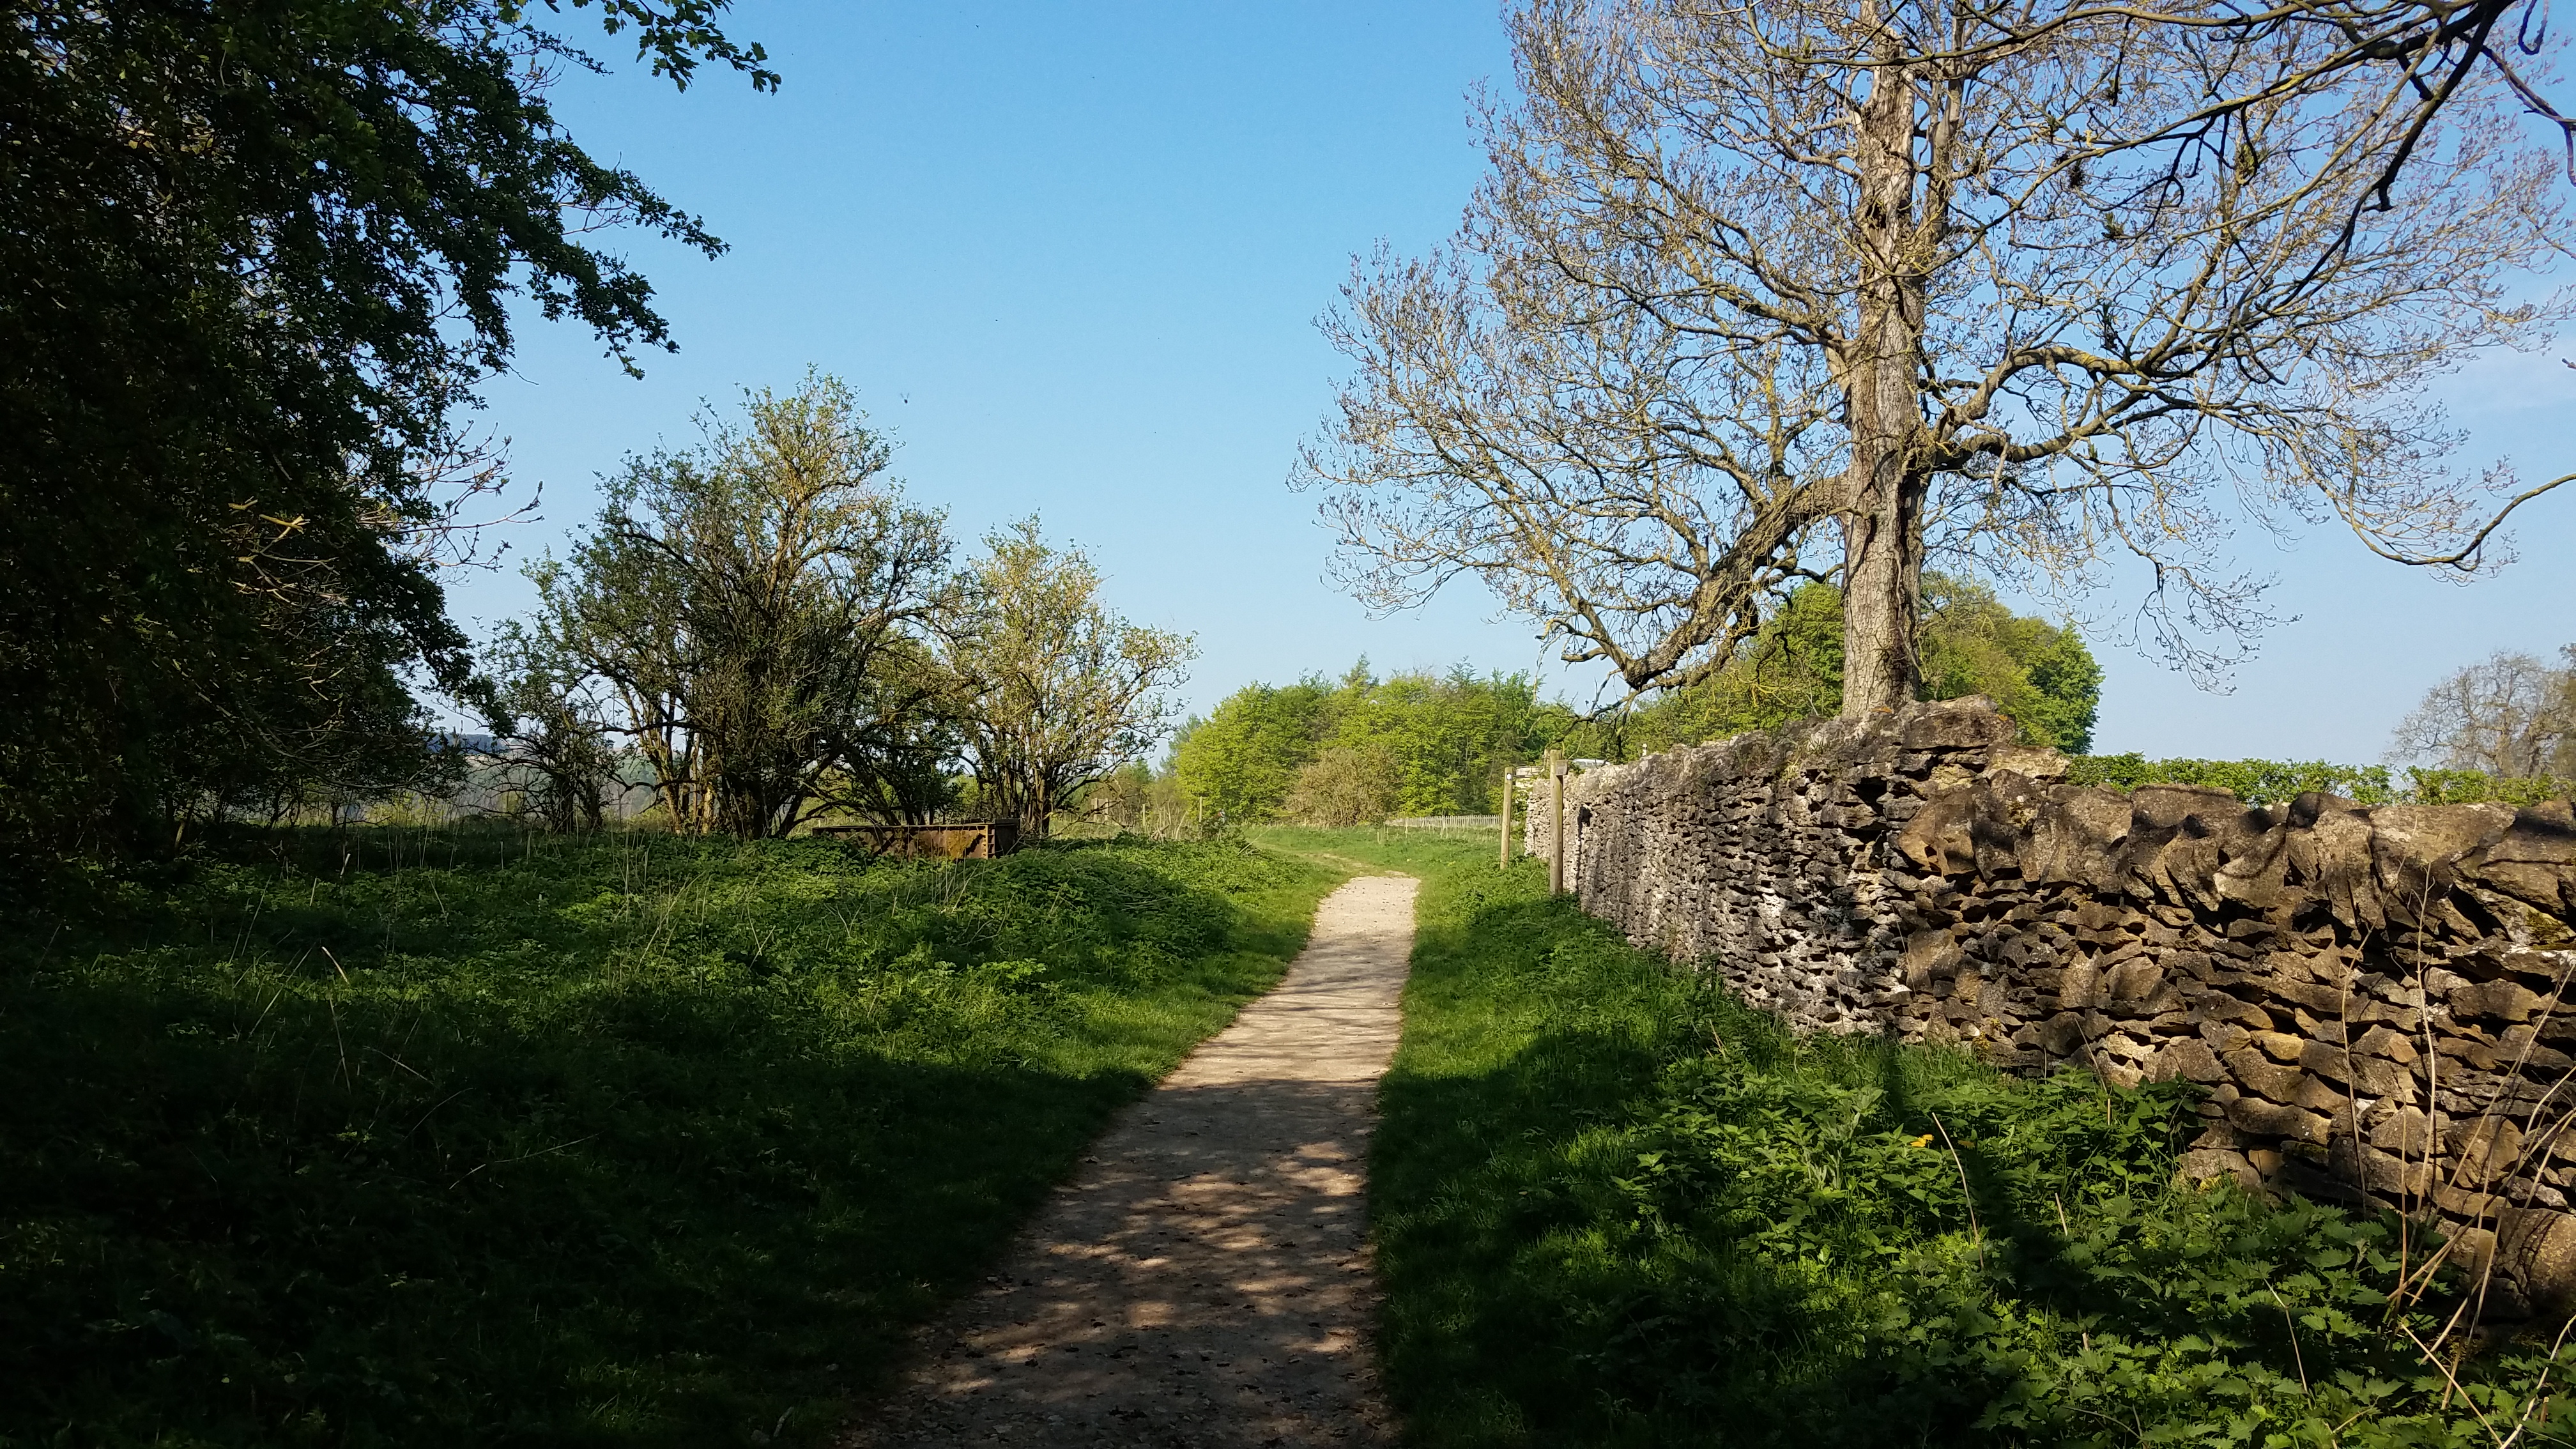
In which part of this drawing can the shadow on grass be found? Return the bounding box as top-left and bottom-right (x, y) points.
(0, 830), (1337, 1446)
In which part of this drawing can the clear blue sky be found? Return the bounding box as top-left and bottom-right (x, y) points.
(449, 1), (2576, 763)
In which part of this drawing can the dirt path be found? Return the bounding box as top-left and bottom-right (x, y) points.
(845, 873), (1420, 1449)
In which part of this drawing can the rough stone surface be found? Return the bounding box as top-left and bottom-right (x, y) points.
(1535, 699), (2576, 1314)
(845, 875), (1416, 1448)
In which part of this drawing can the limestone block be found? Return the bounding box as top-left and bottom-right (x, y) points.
(2495, 1025), (2576, 1073)
(2501, 1207), (2576, 1312)
(2106, 959), (2166, 1004)
(2432, 1184), (2506, 1219)
(2450, 977), (2544, 1023)
(2372, 803), (2518, 901)
(2034, 1013), (2089, 1055)
(2294, 1040), (2411, 1098)
(2200, 1019), (2253, 1053)
(2370, 1106), (2438, 1156)
(2149, 1037), (2227, 1084)
(2224, 1048), (2311, 1105)
(2177, 1147), (2264, 1191)
(2197, 993), (2273, 1029)
(2264, 978), (2349, 1015)
(2434, 1036), (2504, 1071)
(2296, 808), (2380, 931)
(1899, 698), (2018, 749)
(2225, 1093), (2333, 1146)
(2250, 1031), (2305, 1062)
(2345, 1142), (2434, 1197)
(2446, 1117), (2526, 1187)
(2131, 785), (2240, 833)
(2158, 949), (2217, 981)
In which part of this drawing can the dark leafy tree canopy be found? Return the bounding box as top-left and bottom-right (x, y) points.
(0, 0), (770, 855)
(1597, 578), (2104, 756)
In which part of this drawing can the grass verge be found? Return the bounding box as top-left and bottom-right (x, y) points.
(0, 829), (1340, 1447)
(1264, 828), (2576, 1449)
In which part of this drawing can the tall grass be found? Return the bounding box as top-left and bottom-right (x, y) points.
(1259, 830), (2576, 1449)
(0, 827), (1339, 1446)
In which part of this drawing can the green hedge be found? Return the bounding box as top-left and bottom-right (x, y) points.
(2066, 753), (2575, 808)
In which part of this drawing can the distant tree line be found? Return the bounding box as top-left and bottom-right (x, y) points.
(2028, 646), (2576, 807)
(1171, 665), (1545, 825)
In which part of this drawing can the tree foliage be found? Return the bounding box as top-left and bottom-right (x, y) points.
(1284, 745), (1407, 827)
(475, 620), (624, 832)
(0, 0), (770, 859)
(941, 521), (1196, 837)
(1172, 664), (1547, 822)
(1605, 576), (2103, 756)
(530, 376), (953, 838)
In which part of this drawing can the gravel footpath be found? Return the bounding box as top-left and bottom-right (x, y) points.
(843, 873), (1419, 1449)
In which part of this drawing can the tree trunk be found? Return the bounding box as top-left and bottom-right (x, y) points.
(1837, 19), (1931, 720)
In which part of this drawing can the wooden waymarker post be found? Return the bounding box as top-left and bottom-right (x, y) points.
(1546, 747), (1567, 896)
(1498, 760), (1514, 868)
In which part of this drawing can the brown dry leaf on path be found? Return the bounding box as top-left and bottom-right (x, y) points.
(844, 873), (1420, 1449)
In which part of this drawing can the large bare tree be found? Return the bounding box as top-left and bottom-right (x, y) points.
(1301, 0), (2572, 716)
(2391, 646), (2576, 778)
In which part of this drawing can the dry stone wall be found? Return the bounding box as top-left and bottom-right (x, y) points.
(1547, 698), (2576, 1314)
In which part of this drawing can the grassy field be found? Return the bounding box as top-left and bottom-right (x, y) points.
(1257, 828), (2576, 1449)
(0, 828), (1341, 1447)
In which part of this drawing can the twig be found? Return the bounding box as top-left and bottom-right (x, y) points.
(2267, 1281), (2312, 1398)
(1930, 1111), (1987, 1271)
(2400, 1319), (2504, 1442)
(453, 1133), (599, 1187)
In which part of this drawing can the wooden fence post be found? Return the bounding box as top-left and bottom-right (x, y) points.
(1547, 748), (1567, 896)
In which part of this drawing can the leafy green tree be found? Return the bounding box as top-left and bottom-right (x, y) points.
(537, 376), (953, 838)
(0, 0), (771, 859)
(475, 620), (622, 833)
(942, 521), (1195, 837)
(1321, 666), (1542, 815)
(1171, 663), (1544, 821)
(1614, 578), (2101, 755)
(1168, 682), (1337, 822)
(1284, 745), (1405, 826)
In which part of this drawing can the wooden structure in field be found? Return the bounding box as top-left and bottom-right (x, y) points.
(811, 820), (1020, 859)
